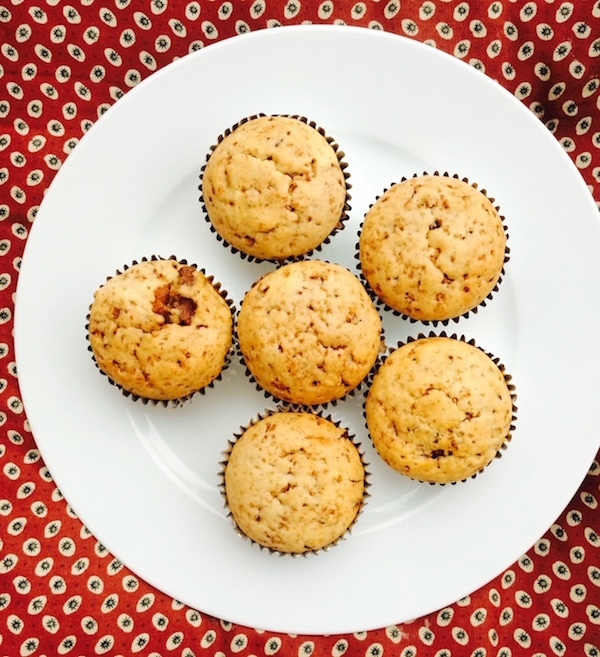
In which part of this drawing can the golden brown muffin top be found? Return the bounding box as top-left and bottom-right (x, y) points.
(202, 115), (348, 260)
(365, 336), (513, 484)
(88, 259), (232, 401)
(224, 411), (365, 553)
(359, 175), (507, 321)
(236, 260), (382, 405)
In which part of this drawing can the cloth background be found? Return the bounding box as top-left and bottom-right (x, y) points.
(1, 1), (600, 655)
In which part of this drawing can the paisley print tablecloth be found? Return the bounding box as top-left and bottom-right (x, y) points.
(1, 1), (600, 655)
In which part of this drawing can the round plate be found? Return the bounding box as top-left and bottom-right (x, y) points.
(14, 25), (600, 634)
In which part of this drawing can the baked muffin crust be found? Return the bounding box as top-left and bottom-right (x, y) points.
(236, 260), (382, 405)
(224, 411), (365, 553)
(201, 115), (348, 260)
(365, 336), (513, 483)
(359, 174), (507, 321)
(88, 258), (233, 401)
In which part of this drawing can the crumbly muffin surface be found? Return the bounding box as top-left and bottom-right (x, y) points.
(202, 115), (347, 260)
(359, 175), (506, 321)
(365, 337), (513, 483)
(224, 412), (365, 553)
(88, 259), (233, 401)
(237, 260), (382, 405)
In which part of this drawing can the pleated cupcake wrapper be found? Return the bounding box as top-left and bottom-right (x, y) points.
(355, 171), (510, 326)
(85, 255), (236, 408)
(198, 113), (352, 264)
(219, 407), (371, 557)
(363, 331), (518, 485)
(232, 289), (387, 410)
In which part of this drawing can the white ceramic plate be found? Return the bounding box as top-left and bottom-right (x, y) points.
(15, 25), (600, 635)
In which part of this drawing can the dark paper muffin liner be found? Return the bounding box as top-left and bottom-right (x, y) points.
(232, 261), (386, 409)
(363, 330), (517, 485)
(199, 113), (352, 264)
(85, 254), (236, 408)
(355, 171), (510, 326)
(219, 407), (370, 556)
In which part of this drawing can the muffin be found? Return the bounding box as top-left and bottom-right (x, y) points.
(365, 335), (515, 484)
(87, 257), (234, 403)
(236, 260), (382, 405)
(358, 173), (508, 322)
(223, 411), (366, 554)
(200, 114), (350, 261)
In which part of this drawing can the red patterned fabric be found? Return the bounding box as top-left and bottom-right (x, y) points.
(1, 1), (600, 656)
